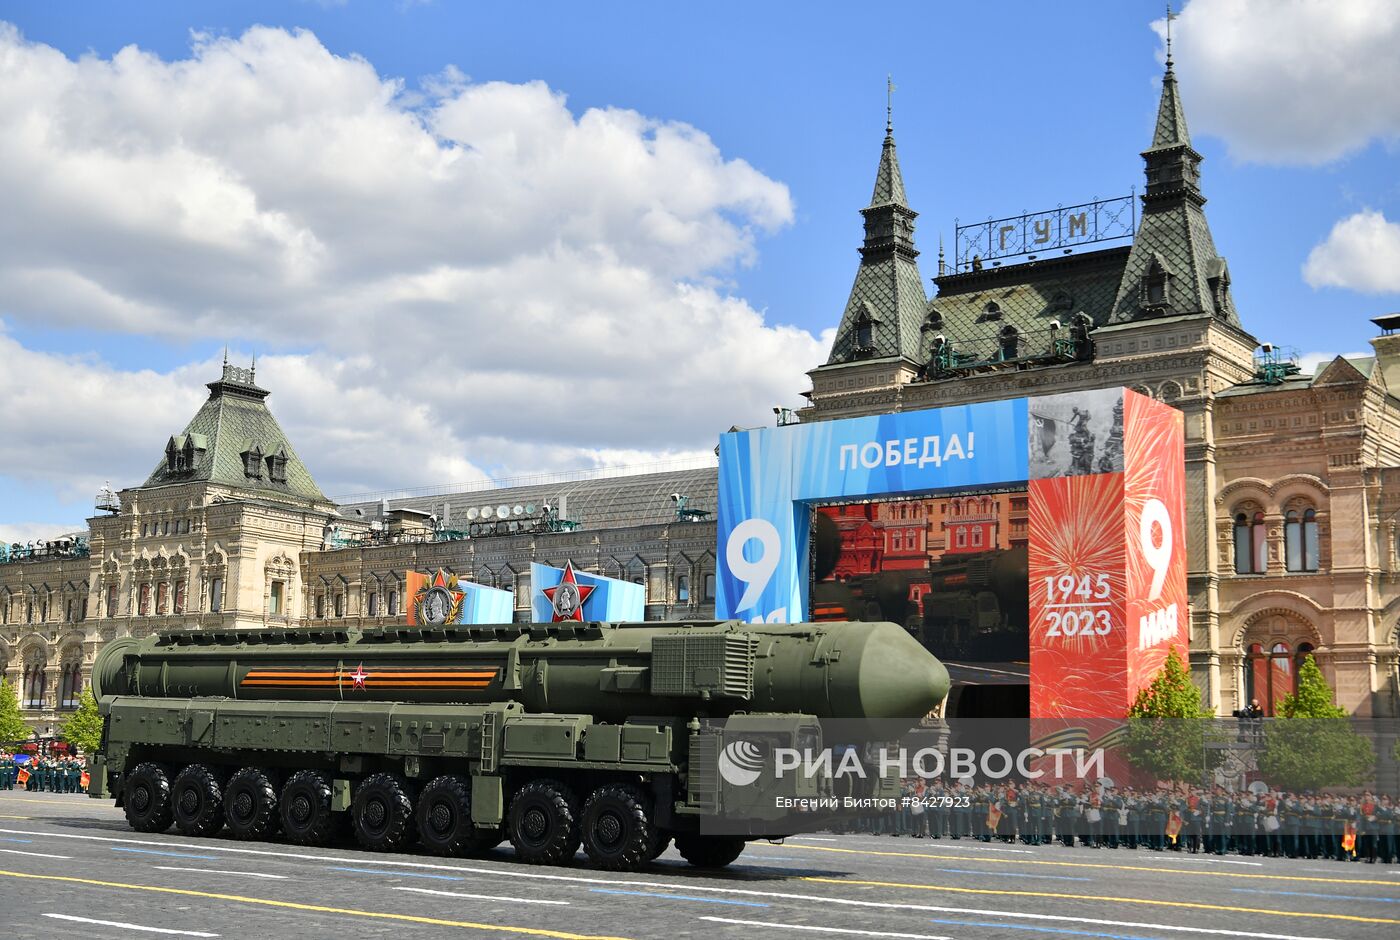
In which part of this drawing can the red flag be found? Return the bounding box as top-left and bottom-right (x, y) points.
(1166, 811), (1183, 844)
(15, 767), (30, 787)
(80, 770), (91, 790)
(986, 805), (1003, 831)
(1342, 822), (1357, 854)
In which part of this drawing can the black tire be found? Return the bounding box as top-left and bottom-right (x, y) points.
(352, 773), (417, 852)
(417, 775), (499, 857)
(581, 784), (653, 871)
(123, 762), (174, 833)
(507, 778), (581, 865)
(225, 767), (281, 841)
(648, 832), (673, 861)
(674, 834), (746, 868)
(280, 770), (340, 846)
(171, 764), (226, 838)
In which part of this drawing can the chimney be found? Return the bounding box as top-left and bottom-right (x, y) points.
(1369, 313), (1400, 391)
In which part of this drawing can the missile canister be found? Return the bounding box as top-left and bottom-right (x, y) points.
(92, 619), (948, 738)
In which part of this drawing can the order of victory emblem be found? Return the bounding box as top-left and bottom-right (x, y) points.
(541, 560), (596, 622)
(413, 569), (466, 626)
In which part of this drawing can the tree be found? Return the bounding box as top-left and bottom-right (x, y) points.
(0, 677), (28, 745)
(1259, 655), (1374, 792)
(58, 686), (103, 755)
(1123, 647), (1221, 784)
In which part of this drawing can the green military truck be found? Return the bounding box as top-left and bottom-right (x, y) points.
(89, 619), (948, 870)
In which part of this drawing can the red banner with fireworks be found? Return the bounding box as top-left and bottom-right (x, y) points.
(1028, 389), (1185, 719)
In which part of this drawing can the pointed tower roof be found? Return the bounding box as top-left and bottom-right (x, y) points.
(1109, 55), (1242, 329)
(824, 108), (928, 366)
(869, 121), (908, 208)
(1148, 44), (1191, 151)
(140, 361), (328, 505)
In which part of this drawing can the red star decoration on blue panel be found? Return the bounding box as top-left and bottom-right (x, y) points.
(541, 560), (595, 622)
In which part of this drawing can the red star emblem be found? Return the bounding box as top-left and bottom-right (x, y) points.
(348, 663), (369, 690)
(541, 561), (595, 622)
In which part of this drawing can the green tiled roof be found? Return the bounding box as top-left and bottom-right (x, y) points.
(1110, 65), (1241, 329)
(921, 247), (1129, 361)
(141, 365), (327, 505)
(826, 129), (929, 365)
(1149, 64), (1191, 151)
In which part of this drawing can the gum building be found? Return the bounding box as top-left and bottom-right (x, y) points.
(3, 51), (1399, 736)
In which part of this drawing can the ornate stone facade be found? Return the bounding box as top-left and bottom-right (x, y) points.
(801, 59), (1400, 718)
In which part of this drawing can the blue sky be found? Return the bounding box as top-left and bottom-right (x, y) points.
(1, 0), (1398, 540)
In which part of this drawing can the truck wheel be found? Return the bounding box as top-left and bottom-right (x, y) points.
(123, 763), (174, 833)
(581, 784), (653, 871)
(280, 770), (339, 846)
(225, 767), (280, 841)
(674, 834), (746, 868)
(171, 764), (226, 838)
(507, 779), (580, 865)
(417, 775), (494, 857)
(353, 773), (417, 852)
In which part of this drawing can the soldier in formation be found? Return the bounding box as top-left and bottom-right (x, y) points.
(846, 779), (1398, 864)
(0, 750), (14, 790)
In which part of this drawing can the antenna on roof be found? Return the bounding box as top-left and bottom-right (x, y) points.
(886, 74), (895, 136)
(1164, 2), (1176, 70)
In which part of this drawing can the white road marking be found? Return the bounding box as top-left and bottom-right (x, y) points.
(0, 826), (1360, 939)
(393, 886), (570, 905)
(42, 913), (218, 937)
(702, 918), (953, 940)
(1134, 855), (1264, 867)
(787, 836), (1033, 855)
(0, 847), (71, 859)
(152, 866), (288, 880)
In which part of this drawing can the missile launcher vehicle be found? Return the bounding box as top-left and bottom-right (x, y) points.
(89, 619), (949, 870)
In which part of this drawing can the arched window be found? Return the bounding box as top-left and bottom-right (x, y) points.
(387, 589), (399, 617)
(999, 325), (1019, 361)
(1245, 641), (1296, 716)
(1233, 511), (1267, 574)
(677, 575), (690, 603)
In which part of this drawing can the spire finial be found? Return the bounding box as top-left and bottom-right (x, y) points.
(222, 345), (228, 368)
(1164, 2), (1176, 71)
(886, 74), (895, 136)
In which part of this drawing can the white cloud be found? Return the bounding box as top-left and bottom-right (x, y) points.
(1297, 350), (1370, 376)
(1302, 210), (1400, 293)
(1162, 0), (1400, 164)
(0, 24), (823, 520)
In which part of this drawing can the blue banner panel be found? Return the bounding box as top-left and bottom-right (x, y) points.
(457, 582), (515, 624)
(531, 562), (645, 623)
(716, 399), (1029, 623)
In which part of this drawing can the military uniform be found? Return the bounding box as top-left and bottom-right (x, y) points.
(929, 782), (948, 838)
(0, 754), (12, 790)
(1103, 789), (1124, 849)
(1378, 799), (1396, 864)
(1057, 789), (1080, 847)
(1207, 792), (1231, 855)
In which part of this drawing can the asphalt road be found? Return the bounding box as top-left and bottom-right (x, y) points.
(2, 791), (1398, 940)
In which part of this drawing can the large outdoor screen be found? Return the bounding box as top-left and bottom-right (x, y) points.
(716, 388), (1186, 719)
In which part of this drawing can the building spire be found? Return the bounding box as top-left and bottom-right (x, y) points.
(886, 74), (895, 137)
(1109, 36), (1241, 329)
(1151, 5), (1190, 150)
(869, 78), (908, 208)
(1164, 2), (1175, 71)
(823, 98), (928, 365)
